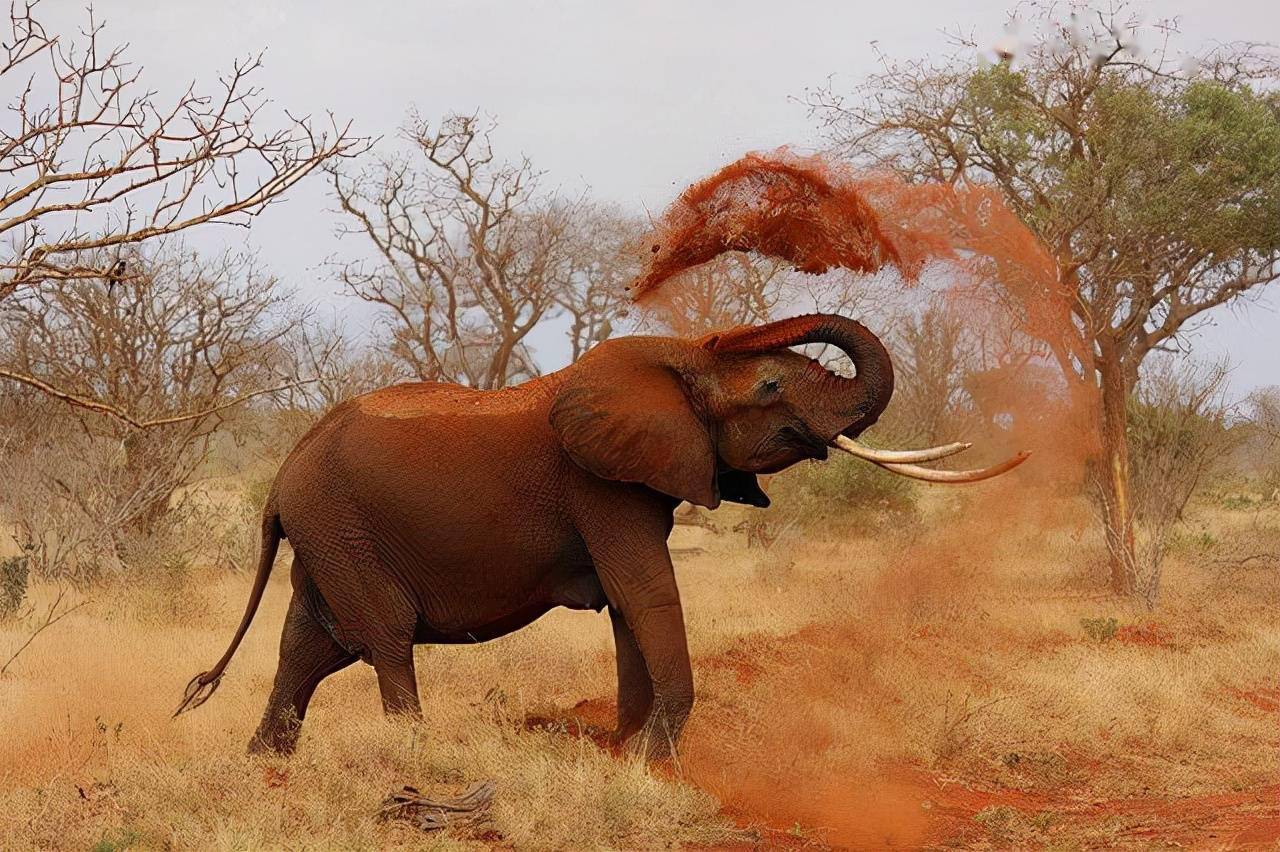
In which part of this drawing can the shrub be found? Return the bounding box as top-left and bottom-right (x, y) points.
(1080, 616), (1118, 643)
(769, 453), (919, 533)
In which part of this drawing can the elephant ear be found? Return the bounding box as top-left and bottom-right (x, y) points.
(550, 347), (719, 509)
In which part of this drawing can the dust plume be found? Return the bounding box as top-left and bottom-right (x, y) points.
(629, 150), (1104, 845)
(630, 148), (1096, 485)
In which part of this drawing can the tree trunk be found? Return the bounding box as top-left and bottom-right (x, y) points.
(123, 432), (173, 537)
(1095, 355), (1136, 595)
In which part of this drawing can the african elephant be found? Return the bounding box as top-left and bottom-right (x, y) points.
(176, 313), (1019, 757)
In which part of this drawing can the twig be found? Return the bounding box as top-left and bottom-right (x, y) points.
(0, 588), (91, 676)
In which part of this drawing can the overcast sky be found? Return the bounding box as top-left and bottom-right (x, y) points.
(39, 0), (1280, 393)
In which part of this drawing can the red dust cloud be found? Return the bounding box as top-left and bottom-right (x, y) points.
(622, 150), (1114, 846)
(628, 151), (919, 301)
(630, 148), (1096, 486)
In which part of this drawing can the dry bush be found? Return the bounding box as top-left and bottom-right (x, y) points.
(1242, 386), (1280, 498)
(0, 547), (31, 621)
(766, 453), (920, 537)
(1095, 357), (1241, 607)
(0, 247), (300, 582)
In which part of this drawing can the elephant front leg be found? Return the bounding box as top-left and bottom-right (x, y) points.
(624, 600), (694, 759)
(585, 518), (694, 760)
(609, 606), (654, 744)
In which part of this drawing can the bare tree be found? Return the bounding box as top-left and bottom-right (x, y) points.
(332, 112), (601, 389)
(0, 2), (364, 422)
(558, 203), (639, 362)
(0, 246), (299, 546)
(885, 304), (978, 445)
(1121, 357), (1239, 606)
(635, 251), (788, 337)
(284, 318), (410, 417)
(0, 3), (364, 295)
(809, 3), (1280, 594)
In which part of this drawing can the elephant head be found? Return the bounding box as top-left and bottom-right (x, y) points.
(550, 313), (1026, 509)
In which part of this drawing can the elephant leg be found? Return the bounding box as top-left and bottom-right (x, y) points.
(609, 605), (654, 744)
(582, 509), (694, 760)
(373, 645), (422, 718)
(249, 591), (356, 755)
(622, 600), (693, 759)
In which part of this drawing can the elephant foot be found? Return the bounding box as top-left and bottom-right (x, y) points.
(248, 731), (298, 756)
(248, 713), (302, 756)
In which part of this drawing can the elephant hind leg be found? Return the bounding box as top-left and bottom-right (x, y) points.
(373, 644), (422, 718)
(249, 591), (356, 755)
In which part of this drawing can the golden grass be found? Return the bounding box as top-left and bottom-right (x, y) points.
(2, 494), (1277, 849)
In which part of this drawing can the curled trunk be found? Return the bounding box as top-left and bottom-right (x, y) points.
(700, 313), (894, 438)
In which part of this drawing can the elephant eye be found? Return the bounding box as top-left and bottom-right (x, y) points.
(758, 378), (781, 396)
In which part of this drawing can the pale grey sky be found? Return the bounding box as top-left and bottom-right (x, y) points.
(39, 0), (1280, 393)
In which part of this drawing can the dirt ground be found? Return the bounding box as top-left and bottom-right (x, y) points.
(1, 491), (1277, 850)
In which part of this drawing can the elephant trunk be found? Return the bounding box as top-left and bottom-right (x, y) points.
(699, 313), (894, 439)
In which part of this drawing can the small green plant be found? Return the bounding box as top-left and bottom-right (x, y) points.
(1080, 616), (1118, 643)
(91, 828), (141, 852)
(0, 545), (32, 620)
(1221, 494), (1258, 511)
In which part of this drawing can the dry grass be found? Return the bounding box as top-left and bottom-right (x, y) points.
(1, 490), (1277, 849)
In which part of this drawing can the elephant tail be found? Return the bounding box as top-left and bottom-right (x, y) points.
(174, 506), (282, 717)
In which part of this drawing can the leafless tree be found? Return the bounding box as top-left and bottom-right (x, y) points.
(0, 3), (364, 294)
(0, 2), (364, 419)
(636, 252), (788, 337)
(885, 304), (978, 445)
(558, 204), (640, 362)
(0, 246), (300, 551)
(284, 318), (411, 417)
(332, 112), (612, 388)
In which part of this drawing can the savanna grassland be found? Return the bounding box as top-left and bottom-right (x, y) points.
(2, 471), (1277, 851)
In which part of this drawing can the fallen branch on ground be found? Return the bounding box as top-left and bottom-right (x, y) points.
(378, 781), (496, 832)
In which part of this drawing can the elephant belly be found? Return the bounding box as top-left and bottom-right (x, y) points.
(411, 569), (606, 644)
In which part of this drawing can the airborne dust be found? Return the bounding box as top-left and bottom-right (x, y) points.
(627, 150), (1105, 846)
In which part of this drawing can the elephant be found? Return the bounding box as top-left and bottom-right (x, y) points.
(175, 312), (1022, 757)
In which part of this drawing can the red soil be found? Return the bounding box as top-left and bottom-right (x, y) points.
(1114, 622), (1173, 647)
(1226, 685), (1280, 715)
(524, 633), (1280, 850)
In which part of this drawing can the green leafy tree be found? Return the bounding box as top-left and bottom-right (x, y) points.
(810, 3), (1280, 595)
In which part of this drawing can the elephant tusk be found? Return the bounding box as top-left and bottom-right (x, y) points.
(831, 435), (972, 464)
(868, 451), (1032, 483)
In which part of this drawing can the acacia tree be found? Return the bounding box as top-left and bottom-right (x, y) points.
(332, 112), (629, 389)
(810, 3), (1280, 595)
(0, 2), (363, 416)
